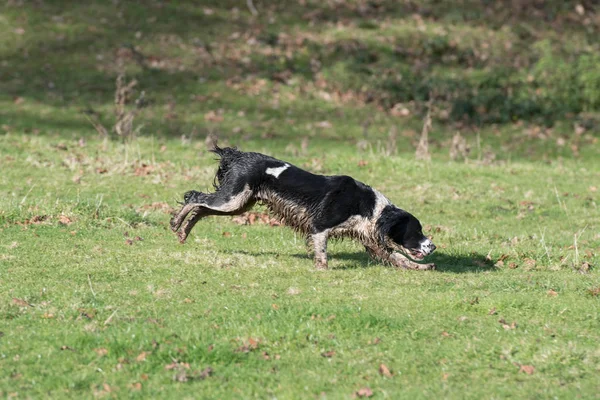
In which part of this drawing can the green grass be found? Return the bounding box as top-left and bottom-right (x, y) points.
(1, 0), (600, 398)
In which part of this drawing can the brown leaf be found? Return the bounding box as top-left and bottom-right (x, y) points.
(262, 351), (271, 360)
(370, 337), (382, 345)
(519, 365), (535, 375)
(580, 262), (592, 273)
(321, 350), (336, 358)
(130, 382), (142, 390)
(60, 345), (75, 351)
(356, 387), (374, 397)
(165, 361), (190, 370)
(58, 215), (72, 225)
(94, 348), (108, 356)
(488, 307), (497, 315)
(499, 318), (517, 330)
(125, 239), (134, 245)
(136, 351), (150, 362)
(134, 164), (154, 176)
(588, 287), (600, 297)
(222, 231), (231, 237)
(272, 303), (279, 310)
(12, 298), (32, 307)
(357, 160), (369, 167)
(379, 363), (393, 378)
(547, 289), (558, 297)
(441, 331), (451, 337)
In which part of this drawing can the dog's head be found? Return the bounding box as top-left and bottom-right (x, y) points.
(377, 206), (436, 261)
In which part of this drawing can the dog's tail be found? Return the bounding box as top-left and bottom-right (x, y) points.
(210, 145), (243, 190)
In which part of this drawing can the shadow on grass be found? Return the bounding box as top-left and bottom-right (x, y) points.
(226, 249), (495, 273)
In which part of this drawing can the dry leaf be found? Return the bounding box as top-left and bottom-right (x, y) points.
(94, 348), (108, 356)
(499, 318), (517, 330)
(58, 215), (72, 225)
(488, 307), (497, 315)
(356, 387), (374, 398)
(379, 363), (393, 378)
(547, 289), (558, 297)
(12, 298), (31, 307)
(321, 350), (336, 358)
(370, 337), (382, 345)
(519, 364), (535, 375)
(136, 351), (150, 362)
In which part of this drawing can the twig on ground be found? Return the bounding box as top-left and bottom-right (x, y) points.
(415, 99), (432, 161)
(247, 0), (259, 16)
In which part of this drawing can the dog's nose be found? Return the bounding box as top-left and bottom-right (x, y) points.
(430, 243), (436, 252)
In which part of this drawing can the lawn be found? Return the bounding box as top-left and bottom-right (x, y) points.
(1, 1), (599, 398)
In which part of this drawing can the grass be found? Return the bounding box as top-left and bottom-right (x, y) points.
(1, 0), (600, 398)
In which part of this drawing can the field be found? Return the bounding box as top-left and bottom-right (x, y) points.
(1, 1), (599, 398)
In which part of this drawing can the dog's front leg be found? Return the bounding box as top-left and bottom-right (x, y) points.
(311, 231), (329, 270)
(365, 244), (435, 270)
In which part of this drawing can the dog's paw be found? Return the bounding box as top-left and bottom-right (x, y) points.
(418, 262), (436, 271)
(177, 230), (188, 244)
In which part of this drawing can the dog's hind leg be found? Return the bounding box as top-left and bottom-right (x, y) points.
(170, 203), (200, 232)
(184, 184), (254, 213)
(172, 184), (256, 243)
(310, 230), (330, 270)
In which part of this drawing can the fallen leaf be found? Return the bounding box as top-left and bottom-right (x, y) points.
(499, 318), (517, 330)
(125, 239), (134, 245)
(12, 298), (32, 307)
(222, 231), (231, 237)
(272, 303), (279, 310)
(130, 382), (142, 390)
(547, 289), (558, 297)
(134, 164), (154, 176)
(321, 350), (336, 358)
(441, 331), (451, 337)
(488, 307), (497, 315)
(58, 215), (72, 225)
(580, 262), (592, 273)
(587, 287), (600, 297)
(136, 351), (150, 362)
(355, 387), (374, 397)
(379, 363), (393, 377)
(94, 348), (108, 356)
(519, 364), (535, 375)
(60, 345), (75, 351)
(262, 351), (270, 360)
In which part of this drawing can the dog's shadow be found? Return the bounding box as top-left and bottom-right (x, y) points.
(226, 250), (495, 273)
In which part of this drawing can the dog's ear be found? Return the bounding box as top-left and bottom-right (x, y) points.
(377, 206), (409, 247)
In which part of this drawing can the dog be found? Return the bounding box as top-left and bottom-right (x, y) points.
(170, 146), (436, 270)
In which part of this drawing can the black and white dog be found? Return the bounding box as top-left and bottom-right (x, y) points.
(170, 146), (436, 270)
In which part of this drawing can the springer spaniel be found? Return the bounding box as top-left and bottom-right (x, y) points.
(170, 146), (436, 270)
